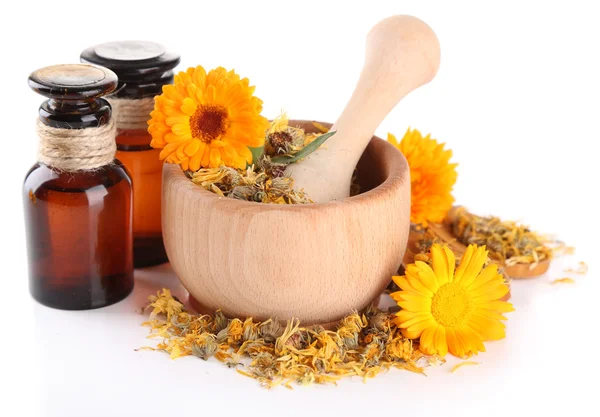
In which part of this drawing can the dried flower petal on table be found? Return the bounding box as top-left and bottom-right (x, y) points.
(551, 278), (575, 285)
(145, 288), (184, 320)
(391, 244), (514, 358)
(388, 128), (457, 226)
(141, 290), (431, 388)
(552, 243), (576, 257)
(312, 121), (330, 134)
(450, 361), (480, 373)
(564, 262), (588, 275)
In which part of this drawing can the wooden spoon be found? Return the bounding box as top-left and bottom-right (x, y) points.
(443, 207), (549, 278)
(286, 15), (441, 203)
(401, 226), (512, 301)
(402, 209), (550, 280)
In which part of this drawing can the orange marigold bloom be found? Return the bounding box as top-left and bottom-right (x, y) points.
(388, 128), (457, 226)
(148, 66), (269, 171)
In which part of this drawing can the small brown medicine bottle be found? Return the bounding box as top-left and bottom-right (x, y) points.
(24, 64), (134, 310)
(81, 41), (180, 267)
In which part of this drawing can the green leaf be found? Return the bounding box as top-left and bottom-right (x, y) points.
(271, 131), (336, 164)
(249, 146), (264, 166)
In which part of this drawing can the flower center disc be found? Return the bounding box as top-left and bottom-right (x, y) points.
(431, 283), (473, 328)
(190, 105), (228, 143)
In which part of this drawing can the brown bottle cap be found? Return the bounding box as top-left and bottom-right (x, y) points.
(29, 64), (118, 128)
(80, 41), (180, 98)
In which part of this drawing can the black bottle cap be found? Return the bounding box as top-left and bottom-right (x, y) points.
(80, 41), (180, 99)
(29, 64), (118, 128)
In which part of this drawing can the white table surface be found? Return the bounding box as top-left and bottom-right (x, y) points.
(3, 1), (600, 415)
(7, 254), (596, 417)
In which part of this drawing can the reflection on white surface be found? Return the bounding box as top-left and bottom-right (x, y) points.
(24, 257), (597, 416)
(31, 263), (184, 414)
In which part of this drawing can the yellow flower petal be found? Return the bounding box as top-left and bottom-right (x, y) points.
(188, 144), (205, 172)
(460, 246), (489, 287)
(467, 264), (500, 291)
(209, 147), (222, 167)
(184, 140), (201, 157)
(473, 307), (508, 322)
(388, 128), (457, 225)
(180, 98), (197, 117)
(481, 300), (515, 313)
(419, 326), (437, 355)
(392, 243), (513, 359)
(401, 314), (435, 331)
(165, 115), (189, 127)
(469, 315), (506, 341)
(472, 283), (509, 303)
(148, 65), (268, 171)
(433, 325), (448, 357)
(172, 123), (191, 136)
(400, 326), (423, 339)
(395, 274), (433, 297)
(180, 158), (189, 171)
(470, 279), (508, 299)
(406, 261), (439, 293)
(159, 142), (180, 160)
(201, 147), (211, 167)
(446, 328), (462, 357)
(396, 296), (431, 314)
(431, 243), (454, 286)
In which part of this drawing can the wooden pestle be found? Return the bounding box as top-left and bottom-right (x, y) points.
(285, 15), (441, 203)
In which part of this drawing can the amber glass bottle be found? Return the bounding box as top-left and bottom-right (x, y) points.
(24, 64), (134, 310)
(81, 41), (180, 267)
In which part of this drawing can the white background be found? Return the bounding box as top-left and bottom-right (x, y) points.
(1, 1), (598, 416)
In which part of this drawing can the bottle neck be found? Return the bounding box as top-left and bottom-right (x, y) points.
(39, 98), (112, 129)
(112, 70), (174, 99)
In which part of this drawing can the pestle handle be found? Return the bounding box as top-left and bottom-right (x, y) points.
(286, 15), (441, 203)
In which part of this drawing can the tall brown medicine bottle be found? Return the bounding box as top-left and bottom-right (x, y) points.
(24, 64), (134, 310)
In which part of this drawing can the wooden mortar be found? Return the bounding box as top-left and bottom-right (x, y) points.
(162, 121), (410, 326)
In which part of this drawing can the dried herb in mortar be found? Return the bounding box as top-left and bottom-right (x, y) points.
(187, 114), (335, 204)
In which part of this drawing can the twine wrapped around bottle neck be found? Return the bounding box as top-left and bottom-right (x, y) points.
(36, 119), (117, 172)
(107, 97), (155, 131)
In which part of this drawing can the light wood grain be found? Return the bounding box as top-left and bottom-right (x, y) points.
(162, 121), (410, 325)
(286, 15), (440, 203)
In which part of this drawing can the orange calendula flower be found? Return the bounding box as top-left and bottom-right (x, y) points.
(148, 66), (269, 171)
(391, 243), (514, 358)
(388, 129), (457, 226)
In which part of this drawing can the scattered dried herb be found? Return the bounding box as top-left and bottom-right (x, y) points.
(551, 278), (575, 285)
(564, 261), (588, 275)
(448, 207), (552, 269)
(141, 289), (430, 388)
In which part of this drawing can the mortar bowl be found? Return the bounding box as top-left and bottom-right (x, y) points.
(162, 120), (410, 326)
